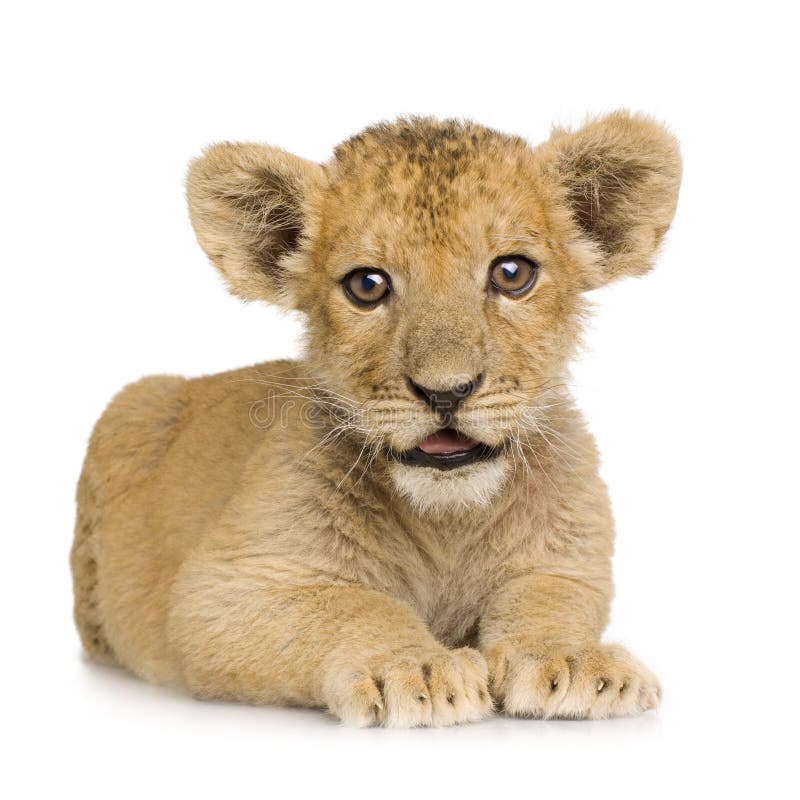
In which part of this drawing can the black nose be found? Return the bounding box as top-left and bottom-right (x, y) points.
(406, 373), (485, 419)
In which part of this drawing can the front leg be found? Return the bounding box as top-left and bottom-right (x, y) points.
(479, 573), (660, 719)
(167, 559), (491, 727)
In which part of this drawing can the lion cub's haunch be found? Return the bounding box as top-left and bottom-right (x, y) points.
(72, 113), (680, 726)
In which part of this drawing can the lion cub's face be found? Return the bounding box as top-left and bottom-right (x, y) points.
(188, 115), (681, 513)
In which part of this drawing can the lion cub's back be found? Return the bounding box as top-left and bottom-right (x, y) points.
(72, 359), (302, 680)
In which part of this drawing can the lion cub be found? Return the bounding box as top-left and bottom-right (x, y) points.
(72, 113), (681, 726)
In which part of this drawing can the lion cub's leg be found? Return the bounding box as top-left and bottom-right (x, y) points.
(167, 569), (492, 728)
(479, 574), (660, 719)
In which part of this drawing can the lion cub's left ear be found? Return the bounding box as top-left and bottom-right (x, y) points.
(186, 143), (326, 306)
(536, 112), (682, 289)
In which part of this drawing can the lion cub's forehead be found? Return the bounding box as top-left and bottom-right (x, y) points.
(333, 117), (530, 169)
(322, 118), (540, 263)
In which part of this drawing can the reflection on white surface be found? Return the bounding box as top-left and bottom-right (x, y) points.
(13, 650), (777, 800)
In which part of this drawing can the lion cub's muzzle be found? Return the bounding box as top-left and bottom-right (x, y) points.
(392, 373), (500, 470)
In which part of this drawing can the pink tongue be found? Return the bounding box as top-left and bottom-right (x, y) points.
(417, 428), (479, 455)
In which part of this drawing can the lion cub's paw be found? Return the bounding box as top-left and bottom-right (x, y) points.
(325, 647), (492, 728)
(487, 642), (661, 720)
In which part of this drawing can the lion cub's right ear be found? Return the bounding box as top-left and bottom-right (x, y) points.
(186, 143), (326, 306)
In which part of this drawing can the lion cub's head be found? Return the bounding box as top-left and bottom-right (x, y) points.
(187, 113), (681, 513)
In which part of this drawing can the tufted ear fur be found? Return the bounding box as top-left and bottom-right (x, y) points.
(186, 143), (326, 306)
(536, 112), (682, 289)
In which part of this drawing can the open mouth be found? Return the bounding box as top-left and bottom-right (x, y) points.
(390, 427), (500, 471)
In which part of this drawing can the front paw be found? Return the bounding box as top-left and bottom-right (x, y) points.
(486, 642), (661, 719)
(323, 646), (492, 728)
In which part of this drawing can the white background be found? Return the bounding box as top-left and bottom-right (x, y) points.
(2, 1), (798, 797)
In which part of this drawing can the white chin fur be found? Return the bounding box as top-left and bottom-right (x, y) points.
(389, 455), (511, 515)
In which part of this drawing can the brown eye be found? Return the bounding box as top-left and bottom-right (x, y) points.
(489, 255), (539, 297)
(342, 268), (391, 307)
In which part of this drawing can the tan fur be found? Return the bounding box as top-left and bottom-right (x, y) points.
(72, 112), (681, 726)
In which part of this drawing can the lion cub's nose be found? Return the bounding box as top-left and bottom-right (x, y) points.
(406, 373), (485, 419)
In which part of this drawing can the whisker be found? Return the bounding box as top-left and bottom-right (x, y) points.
(335, 436), (370, 494)
(515, 427), (562, 495)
